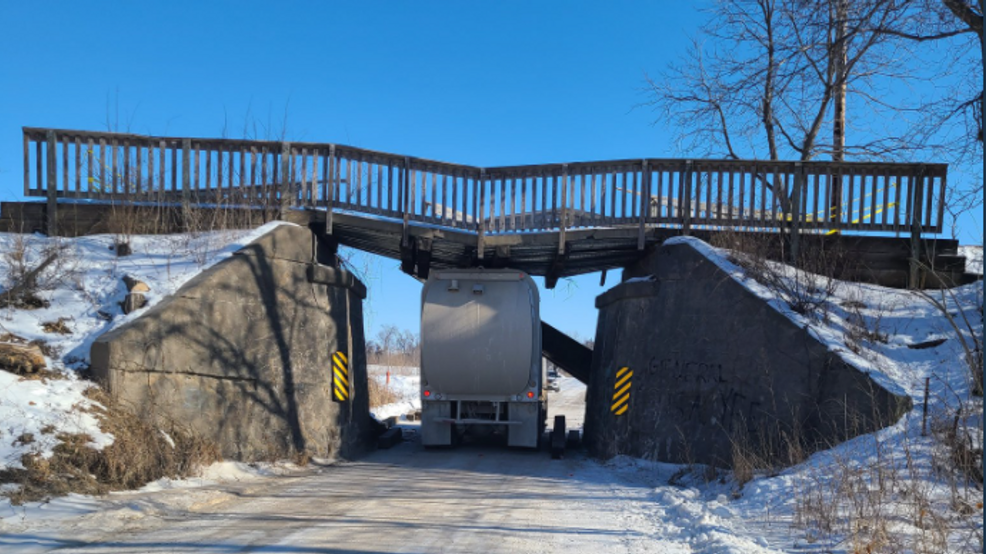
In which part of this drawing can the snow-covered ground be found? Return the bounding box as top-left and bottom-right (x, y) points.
(367, 364), (421, 422)
(0, 222), (291, 471)
(0, 231), (982, 553)
(960, 245), (983, 275)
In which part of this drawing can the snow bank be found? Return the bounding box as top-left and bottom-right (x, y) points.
(959, 244), (983, 275)
(367, 365), (420, 422)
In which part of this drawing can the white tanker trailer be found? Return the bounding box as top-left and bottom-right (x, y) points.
(420, 268), (546, 448)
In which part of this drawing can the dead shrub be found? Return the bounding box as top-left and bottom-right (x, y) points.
(0, 238), (78, 310)
(0, 292), (49, 310)
(368, 375), (399, 408)
(842, 298), (890, 355)
(729, 416), (807, 491)
(0, 386), (221, 505)
(791, 393), (984, 554)
(41, 317), (72, 335)
(0, 342), (48, 376)
(711, 230), (851, 322)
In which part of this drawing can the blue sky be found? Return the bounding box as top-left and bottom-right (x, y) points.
(0, 2), (980, 341)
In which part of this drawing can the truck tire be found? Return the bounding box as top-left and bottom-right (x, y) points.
(566, 429), (581, 449)
(551, 415), (566, 459)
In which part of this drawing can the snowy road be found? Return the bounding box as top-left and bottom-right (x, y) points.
(1, 378), (708, 554)
(2, 378), (782, 553)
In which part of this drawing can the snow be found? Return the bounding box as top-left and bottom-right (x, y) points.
(0, 222), (294, 471)
(960, 245), (983, 275)
(0, 459), (320, 553)
(367, 364), (420, 422)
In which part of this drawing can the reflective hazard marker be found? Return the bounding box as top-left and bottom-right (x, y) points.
(332, 351), (350, 402)
(611, 366), (632, 416)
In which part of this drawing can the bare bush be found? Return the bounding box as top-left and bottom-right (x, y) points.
(842, 295), (891, 355)
(713, 231), (850, 321)
(792, 394), (984, 553)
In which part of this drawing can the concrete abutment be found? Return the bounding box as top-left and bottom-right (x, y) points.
(91, 224), (376, 461)
(584, 240), (911, 467)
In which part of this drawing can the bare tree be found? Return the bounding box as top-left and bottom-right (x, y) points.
(647, 0), (920, 163)
(873, 0), (983, 209)
(646, 0), (983, 211)
(368, 325), (420, 367)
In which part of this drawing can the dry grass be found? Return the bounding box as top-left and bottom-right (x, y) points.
(0, 386), (220, 505)
(41, 317), (72, 335)
(368, 376), (399, 408)
(789, 397), (984, 553)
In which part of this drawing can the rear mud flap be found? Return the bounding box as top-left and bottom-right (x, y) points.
(421, 401), (452, 446)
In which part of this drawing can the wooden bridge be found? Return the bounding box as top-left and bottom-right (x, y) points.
(6, 127), (966, 288)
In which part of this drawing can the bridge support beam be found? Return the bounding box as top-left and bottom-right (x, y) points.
(545, 243), (571, 289)
(400, 237), (415, 276)
(398, 236), (433, 279)
(416, 238), (432, 279)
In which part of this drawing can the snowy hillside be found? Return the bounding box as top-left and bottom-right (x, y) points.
(0, 223), (290, 472)
(664, 237), (984, 552)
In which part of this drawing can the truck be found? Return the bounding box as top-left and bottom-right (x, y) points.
(419, 268), (546, 448)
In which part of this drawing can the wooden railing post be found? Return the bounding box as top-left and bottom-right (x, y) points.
(279, 141), (292, 218)
(790, 162), (804, 264)
(181, 138), (191, 203)
(23, 131), (30, 197)
(559, 164), (569, 254)
(908, 169), (926, 289)
(638, 159), (649, 250)
(327, 144), (336, 234)
(402, 157), (411, 247)
(477, 168), (486, 260)
(681, 160), (693, 235)
(45, 130), (58, 236)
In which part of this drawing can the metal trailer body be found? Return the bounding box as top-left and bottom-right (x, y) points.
(420, 268), (545, 448)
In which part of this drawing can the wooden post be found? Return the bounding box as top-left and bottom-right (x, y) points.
(559, 164), (569, 254)
(23, 131), (30, 196)
(181, 138), (191, 203)
(402, 157), (410, 248)
(921, 376), (930, 436)
(477, 168), (486, 259)
(45, 130), (57, 236)
(279, 141), (292, 218)
(638, 159), (649, 250)
(327, 145), (336, 234)
(681, 160), (693, 235)
(790, 162), (804, 265)
(908, 170), (925, 289)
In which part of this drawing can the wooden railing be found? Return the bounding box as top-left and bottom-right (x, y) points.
(23, 127), (947, 243)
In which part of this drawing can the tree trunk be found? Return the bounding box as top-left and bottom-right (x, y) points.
(830, 0), (849, 228)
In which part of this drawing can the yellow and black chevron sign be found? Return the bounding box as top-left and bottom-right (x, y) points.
(332, 351), (350, 402)
(611, 366), (632, 416)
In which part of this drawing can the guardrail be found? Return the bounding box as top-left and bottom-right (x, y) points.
(23, 127), (946, 243)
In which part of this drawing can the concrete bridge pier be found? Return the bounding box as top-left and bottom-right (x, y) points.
(91, 224), (377, 461)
